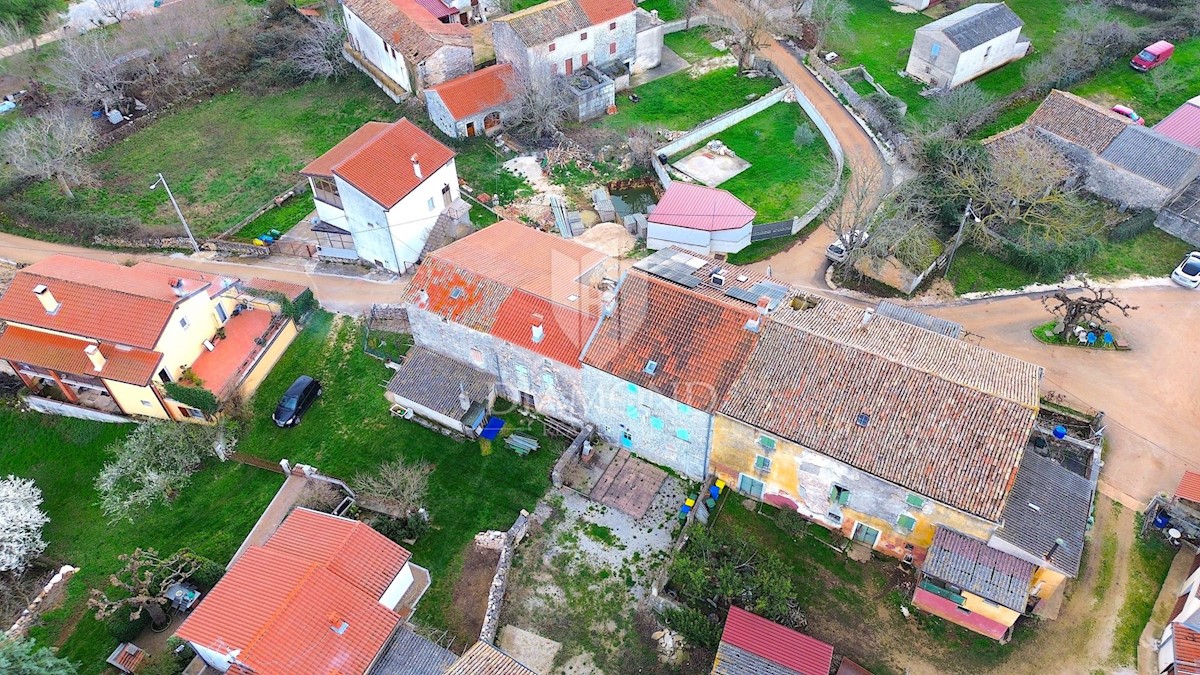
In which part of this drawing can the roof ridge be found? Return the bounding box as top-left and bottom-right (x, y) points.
(20, 270), (194, 307)
(331, 120), (398, 175)
(240, 557), (323, 657)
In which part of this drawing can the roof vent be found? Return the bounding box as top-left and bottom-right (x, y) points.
(755, 296), (770, 314)
(711, 269), (726, 287)
(531, 313), (544, 343)
(855, 413), (870, 427)
(169, 278), (186, 297)
(32, 284), (61, 315)
(567, 294), (579, 302)
(328, 613), (349, 635)
(859, 308), (875, 329)
(417, 289), (429, 308)
(736, 275), (749, 283)
(449, 287), (464, 299)
(744, 316), (761, 333)
(644, 360), (658, 375)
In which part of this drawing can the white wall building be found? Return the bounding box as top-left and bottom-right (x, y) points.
(905, 3), (1029, 89)
(646, 182), (756, 255)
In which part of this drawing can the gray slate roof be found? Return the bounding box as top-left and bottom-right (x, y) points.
(1099, 126), (1200, 189)
(874, 301), (964, 339)
(921, 3), (1024, 51)
(386, 347), (496, 420)
(371, 628), (458, 674)
(712, 643), (802, 675)
(922, 526), (1035, 613)
(993, 450), (1094, 576)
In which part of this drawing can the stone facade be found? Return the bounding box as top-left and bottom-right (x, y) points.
(416, 46), (476, 94)
(408, 306), (588, 424)
(1044, 134), (1174, 210)
(581, 364), (710, 480)
(492, 9), (637, 81)
(425, 90), (506, 139)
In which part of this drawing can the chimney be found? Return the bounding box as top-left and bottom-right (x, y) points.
(755, 295), (770, 315)
(417, 289), (429, 309)
(531, 313), (545, 343)
(32, 284), (60, 315)
(1044, 537), (1064, 562)
(169, 278), (186, 297)
(411, 154), (422, 179)
(83, 344), (106, 372)
(858, 308), (875, 330)
(458, 382), (470, 412)
(328, 612), (349, 635)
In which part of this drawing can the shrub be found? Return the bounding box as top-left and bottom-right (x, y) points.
(793, 123), (817, 148)
(1108, 210), (1157, 243)
(1003, 236), (1102, 279)
(162, 382), (219, 416)
(4, 201), (142, 244)
(106, 611), (149, 642)
(295, 481), (345, 513)
(660, 607), (721, 651)
(774, 510), (808, 538)
(184, 553), (225, 591)
(137, 638), (192, 675)
(372, 514), (430, 543)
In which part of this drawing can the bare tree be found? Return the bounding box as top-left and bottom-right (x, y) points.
(2, 108), (97, 199)
(722, 0), (769, 71)
(353, 459), (433, 518)
(0, 476), (48, 574)
(807, 0), (851, 54)
(1042, 281), (1137, 340)
(923, 83), (995, 137)
(1024, 3), (1136, 90)
(501, 63), (573, 143)
(669, 0), (701, 27)
(627, 126), (657, 168)
(292, 18), (349, 81)
(95, 0), (133, 23)
(89, 548), (201, 629)
(821, 162), (885, 267)
(864, 189), (940, 270)
(1150, 64), (1185, 105)
(47, 33), (135, 114)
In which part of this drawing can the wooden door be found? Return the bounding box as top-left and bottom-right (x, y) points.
(465, 122), (476, 137)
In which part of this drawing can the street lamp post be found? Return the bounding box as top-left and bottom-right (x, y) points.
(150, 172), (200, 254)
(944, 198), (981, 274)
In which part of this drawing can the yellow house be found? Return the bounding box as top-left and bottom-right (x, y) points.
(0, 255), (305, 422)
(709, 294), (1093, 641)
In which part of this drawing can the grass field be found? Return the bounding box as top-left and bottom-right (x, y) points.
(669, 102), (834, 223)
(4, 311), (561, 671)
(663, 26), (723, 63)
(600, 67), (778, 132)
(638, 0), (682, 21)
(1074, 36), (1200, 124)
(1111, 527), (1177, 666)
(229, 194), (315, 242)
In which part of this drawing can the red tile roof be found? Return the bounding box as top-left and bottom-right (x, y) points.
(408, 260), (512, 333)
(427, 64), (515, 121)
(333, 118), (456, 209)
(1175, 623), (1200, 675)
(177, 509), (412, 675)
(491, 290), (598, 366)
(188, 310), (274, 397)
(1177, 471), (1200, 504)
(300, 122), (392, 179)
(581, 272), (761, 411)
(425, 219), (608, 312)
(648, 182), (755, 232)
(717, 606), (834, 675)
(0, 255), (207, 349)
(0, 325), (162, 386)
(1155, 99), (1200, 150)
(575, 0), (635, 24)
(414, 0), (456, 18)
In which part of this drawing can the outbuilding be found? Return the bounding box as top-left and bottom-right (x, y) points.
(645, 182), (755, 256)
(905, 3), (1029, 89)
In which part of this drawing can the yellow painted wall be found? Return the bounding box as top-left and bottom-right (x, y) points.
(153, 292), (228, 380)
(1030, 566), (1068, 601)
(961, 590), (1021, 626)
(105, 380), (170, 419)
(237, 319), (298, 397)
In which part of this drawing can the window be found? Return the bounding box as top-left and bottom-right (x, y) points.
(643, 360), (658, 375)
(852, 523), (881, 546)
(141, 400), (153, 407)
(626, 404), (638, 419)
(549, 42), (556, 52)
(609, 42), (617, 55)
(520, 391), (535, 408)
(906, 493), (926, 509)
(754, 455), (771, 472)
(470, 347), (484, 366)
(427, 197), (436, 211)
(832, 485), (850, 506)
(930, 43), (941, 58)
(676, 428), (690, 442)
(215, 304), (227, 323)
(608, 21), (616, 29)
(581, 52), (589, 67)
(650, 416), (664, 430)
(856, 413), (870, 427)
(580, 31), (587, 39)
(182, 406), (206, 420)
(621, 428), (633, 448)
(158, 368), (172, 383)
(677, 402), (690, 415)
(179, 317), (190, 330)
(896, 514), (917, 534)
(450, 287), (464, 299)
(542, 372), (554, 388)
(758, 435), (776, 452)
(738, 474), (764, 498)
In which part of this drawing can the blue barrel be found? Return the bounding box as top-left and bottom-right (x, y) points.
(1053, 425), (1067, 439)
(709, 485), (720, 500)
(1154, 512), (1171, 529)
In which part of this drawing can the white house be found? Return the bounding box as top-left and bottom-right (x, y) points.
(343, 0), (474, 102)
(905, 3), (1029, 89)
(646, 182), (756, 255)
(300, 118), (469, 275)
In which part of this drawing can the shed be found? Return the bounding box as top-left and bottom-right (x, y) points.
(905, 3), (1030, 88)
(646, 182), (756, 255)
(1155, 96), (1200, 150)
(385, 347), (497, 437)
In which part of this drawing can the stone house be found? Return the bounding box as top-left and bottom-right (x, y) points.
(402, 220), (611, 426)
(343, 0), (474, 102)
(0, 256), (302, 423)
(300, 118), (470, 275)
(905, 3), (1029, 88)
(425, 63), (515, 139)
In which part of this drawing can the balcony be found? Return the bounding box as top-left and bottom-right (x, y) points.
(189, 309), (289, 400)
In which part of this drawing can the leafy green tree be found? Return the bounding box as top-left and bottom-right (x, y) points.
(0, 0), (58, 50)
(0, 637), (78, 675)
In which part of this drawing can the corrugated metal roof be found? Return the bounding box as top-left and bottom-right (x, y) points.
(993, 450), (1093, 576)
(715, 606), (833, 675)
(922, 526), (1034, 612)
(1155, 102), (1200, 150)
(647, 182), (755, 232)
(446, 641), (538, 675)
(874, 301), (963, 339)
(0, 325), (162, 386)
(921, 3), (1023, 51)
(1177, 470), (1200, 504)
(386, 347), (497, 419)
(1099, 126), (1200, 188)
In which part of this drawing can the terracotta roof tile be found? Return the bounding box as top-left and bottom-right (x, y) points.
(428, 64), (515, 121)
(575, 0), (635, 24)
(1026, 89), (1131, 154)
(408, 260), (512, 333)
(343, 0), (470, 61)
(177, 509), (413, 675)
(649, 182), (755, 232)
(0, 255), (207, 349)
(300, 122), (392, 178)
(491, 290), (598, 366)
(133, 262), (237, 298)
(495, 0), (592, 45)
(331, 118), (457, 209)
(715, 606), (834, 675)
(446, 641), (538, 675)
(1177, 471), (1200, 504)
(582, 272), (761, 412)
(1175, 623), (1200, 675)
(0, 325), (162, 386)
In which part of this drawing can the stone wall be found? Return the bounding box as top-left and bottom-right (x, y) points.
(478, 510), (530, 644)
(5, 566), (79, 639)
(552, 423), (595, 487)
(202, 239), (270, 258)
(418, 44), (476, 92)
(492, 22), (531, 80)
(22, 394), (133, 423)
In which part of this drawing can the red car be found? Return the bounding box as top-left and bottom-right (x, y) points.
(1131, 41), (1174, 71)
(1110, 105), (1145, 125)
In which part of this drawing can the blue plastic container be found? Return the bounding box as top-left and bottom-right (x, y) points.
(1053, 425), (1067, 439)
(1154, 512), (1170, 529)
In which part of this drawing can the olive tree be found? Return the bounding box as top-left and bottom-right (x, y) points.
(0, 476), (48, 574)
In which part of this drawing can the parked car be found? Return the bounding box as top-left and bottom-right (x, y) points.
(1131, 41), (1174, 71)
(826, 231), (869, 263)
(273, 375), (321, 427)
(1172, 251), (1200, 288)
(1110, 105), (1145, 125)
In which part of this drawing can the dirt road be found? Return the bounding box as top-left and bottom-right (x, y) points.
(0, 231), (405, 314)
(927, 286), (1200, 508)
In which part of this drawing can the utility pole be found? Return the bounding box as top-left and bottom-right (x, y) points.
(151, 172), (200, 254)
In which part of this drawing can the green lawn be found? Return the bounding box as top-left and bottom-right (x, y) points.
(637, 0), (682, 21)
(1073, 36), (1200, 124)
(230, 194), (316, 243)
(1111, 528), (1177, 666)
(946, 244), (1044, 294)
(11, 78), (397, 238)
(669, 102), (835, 223)
(0, 408), (283, 675)
(600, 67), (778, 132)
(663, 26), (723, 63)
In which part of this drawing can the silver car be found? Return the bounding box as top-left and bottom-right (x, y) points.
(826, 231), (869, 263)
(1172, 251), (1200, 288)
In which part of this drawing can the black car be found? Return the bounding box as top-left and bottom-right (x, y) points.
(273, 375), (321, 427)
